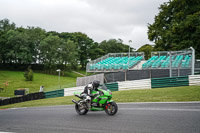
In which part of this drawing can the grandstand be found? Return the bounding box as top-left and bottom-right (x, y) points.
(86, 48), (194, 73)
(82, 47), (196, 84)
(86, 52), (144, 72)
(142, 50), (193, 69)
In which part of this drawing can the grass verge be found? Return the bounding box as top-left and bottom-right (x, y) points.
(0, 85), (199, 109)
(0, 70), (77, 97)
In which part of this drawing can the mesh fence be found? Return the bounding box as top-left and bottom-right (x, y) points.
(195, 60), (200, 74)
(76, 73), (104, 86)
(104, 69), (191, 83)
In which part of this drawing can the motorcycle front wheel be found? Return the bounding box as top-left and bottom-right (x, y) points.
(105, 102), (118, 116)
(75, 101), (88, 115)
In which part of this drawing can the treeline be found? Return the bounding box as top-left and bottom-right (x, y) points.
(0, 19), (132, 72)
(148, 0), (200, 58)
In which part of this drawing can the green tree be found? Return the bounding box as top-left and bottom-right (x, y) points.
(69, 32), (95, 69)
(99, 39), (134, 55)
(5, 29), (33, 64)
(24, 66), (34, 81)
(0, 19), (16, 63)
(60, 32), (102, 68)
(137, 44), (154, 60)
(40, 34), (63, 73)
(59, 39), (78, 69)
(148, 0), (200, 58)
(24, 27), (46, 64)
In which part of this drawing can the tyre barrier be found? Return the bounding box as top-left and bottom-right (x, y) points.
(0, 92), (45, 106)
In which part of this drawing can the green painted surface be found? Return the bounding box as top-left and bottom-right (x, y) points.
(151, 76), (189, 88)
(44, 89), (64, 98)
(105, 82), (118, 91)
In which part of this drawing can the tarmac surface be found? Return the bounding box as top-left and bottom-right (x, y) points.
(0, 102), (200, 133)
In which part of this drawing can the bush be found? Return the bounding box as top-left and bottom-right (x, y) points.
(24, 66), (34, 81)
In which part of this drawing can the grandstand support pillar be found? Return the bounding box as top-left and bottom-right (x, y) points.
(128, 40), (131, 70)
(125, 70), (127, 81)
(178, 68), (180, 77)
(190, 47), (195, 75)
(129, 40), (131, 58)
(169, 52), (172, 77)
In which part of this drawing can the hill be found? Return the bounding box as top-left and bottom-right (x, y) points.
(0, 71), (80, 97)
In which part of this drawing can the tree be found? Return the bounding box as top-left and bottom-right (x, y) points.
(24, 66), (34, 81)
(5, 29), (33, 64)
(88, 42), (104, 60)
(24, 27), (46, 64)
(0, 19), (16, 63)
(40, 34), (64, 72)
(99, 39), (134, 55)
(137, 44), (154, 60)
(59, 39), (78, 69)
(148, 0), (200, 58)
(69, 32), (95, 69)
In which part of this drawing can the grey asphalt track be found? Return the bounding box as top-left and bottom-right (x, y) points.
(0, 102), (200, 133)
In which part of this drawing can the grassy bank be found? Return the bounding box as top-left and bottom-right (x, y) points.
(0, 70), (78, 97)
(112, 85), (200, 102)
(0, 85), (199, 109)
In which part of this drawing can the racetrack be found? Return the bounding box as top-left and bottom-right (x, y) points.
(0, 102), (200, 133)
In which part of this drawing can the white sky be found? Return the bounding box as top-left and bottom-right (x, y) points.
(0, 0), (168, 49)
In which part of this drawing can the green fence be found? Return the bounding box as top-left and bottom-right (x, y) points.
(44, 89), (64, 98)
(151, 76), (189, 88)
(105, 82), (118, 91)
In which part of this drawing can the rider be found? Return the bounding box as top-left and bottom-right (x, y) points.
(82, 80), (100, 108)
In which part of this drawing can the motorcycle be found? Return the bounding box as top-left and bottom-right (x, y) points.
(72, 86), (118, 116)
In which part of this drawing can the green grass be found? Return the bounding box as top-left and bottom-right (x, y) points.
(0, 85), (200, 109)
(0, 96), (77, 109)
(64, 71), (84, 78)
(112, 85), (200, 102)
(75, 69), (95, 76)
(0, 70), (78, 97)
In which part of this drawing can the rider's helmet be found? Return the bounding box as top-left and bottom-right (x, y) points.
(92, 80), (100, 88)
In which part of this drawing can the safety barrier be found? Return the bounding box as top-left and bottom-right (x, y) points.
(189, 75), (200, 86)
(44, 89), (64, 98)
(105, 82), (118, 91)
(151, 76), (189, 88)
(0, 92), (45, 106)
(118, 79), (151, 91)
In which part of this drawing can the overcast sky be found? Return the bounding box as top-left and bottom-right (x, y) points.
(0, 0), (168, 49)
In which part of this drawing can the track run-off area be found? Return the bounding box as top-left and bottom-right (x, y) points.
(0, 102), (200, 133)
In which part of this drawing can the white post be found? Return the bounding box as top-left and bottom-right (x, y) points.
(169, 52), (172, 77)
(190, 47), (195, 75)
(128, 40), (132, 70)
(56, 69), (61, 89)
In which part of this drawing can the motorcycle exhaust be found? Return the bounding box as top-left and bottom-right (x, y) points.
(72, 99), (79, 105)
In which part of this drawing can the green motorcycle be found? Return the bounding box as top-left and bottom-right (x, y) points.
(72, 86), (118, 116)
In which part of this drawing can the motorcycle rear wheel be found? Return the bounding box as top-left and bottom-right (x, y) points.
(105, 102), (118, 116)
(75, 101), (88, 115)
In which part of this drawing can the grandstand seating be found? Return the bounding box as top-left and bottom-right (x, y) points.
(142, 55), (191, 68)
(89, 56), (143, 70)
(142, 56), (158, 68)
(181, 55), (191, 68)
